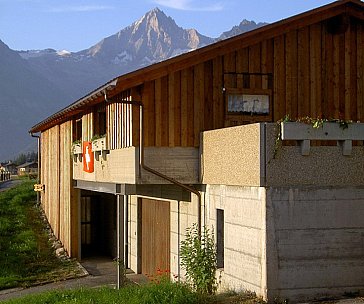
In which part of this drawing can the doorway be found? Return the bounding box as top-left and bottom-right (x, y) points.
(80, 192), (117, 258)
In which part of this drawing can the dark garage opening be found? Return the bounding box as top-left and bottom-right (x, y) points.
(81, 191), (117, 259)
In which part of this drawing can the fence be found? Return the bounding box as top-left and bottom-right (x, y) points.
(0, 171), (11, 181)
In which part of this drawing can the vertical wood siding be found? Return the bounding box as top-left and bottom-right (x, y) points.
(136, 18), (364, 147)
(41, 122), (79, 258)
(107, 90), (133, 149)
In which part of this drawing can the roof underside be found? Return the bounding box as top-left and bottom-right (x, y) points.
(29, 0), (364, 133)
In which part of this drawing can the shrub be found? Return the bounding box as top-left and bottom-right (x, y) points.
(180, 223), (217, 295)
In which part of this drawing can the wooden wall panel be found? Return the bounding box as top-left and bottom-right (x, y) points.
(180, 69), (188, 147)
(261, 40), (273, 90)
(310, 23), (322, 118)
(145, 81), (155, 146)
(236, 48), (249, 88)
(297, 28), (310, 117)
(131, 87), (141, 147)
(204, 60), (213, 131)
(285, 30), (298, 118)
(357, 23), (364, 123)
(274, 35), (286, 120)
(112, 18), (364, 149)
(155, 78), (162, 146)
(161, 76), (169, 147)
(223, 51), (236, 88)
(249, 43), (262, 89)
(41, 122), (78, 258)
(212, 56), (224, 127)
(187, 67), (195, 147)
(194, 63), (204, 147)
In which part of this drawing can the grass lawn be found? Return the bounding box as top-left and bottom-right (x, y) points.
(0, 179), (83, 290)
(1, 282), (265, 304)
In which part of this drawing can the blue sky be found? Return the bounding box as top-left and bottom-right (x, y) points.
(0, 0), (337, 52)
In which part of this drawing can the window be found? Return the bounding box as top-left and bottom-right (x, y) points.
(93, 104), (107, 137)
(216, 209), (224, 269)
(227, 94), (269, 114)
(73, 118), (82, 142)
(225, 88), (272, 126)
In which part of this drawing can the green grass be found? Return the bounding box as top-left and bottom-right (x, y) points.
(2, 283), (266, 304)
(2, 281), (209, 304)
(0, 180), (81, 290)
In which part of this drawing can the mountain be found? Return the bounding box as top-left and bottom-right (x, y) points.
(81, 8), (213, 67)
(0, 8), (264, 161)
(19, 8), (214, 102)
(219, 19), (268, 40)
(0, 40), (69, 160)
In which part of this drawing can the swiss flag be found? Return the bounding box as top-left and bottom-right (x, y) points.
(83, 141), (94, 173)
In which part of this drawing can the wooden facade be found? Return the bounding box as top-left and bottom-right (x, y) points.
(32, 0), (364, 264)
(41, 121), (79, 258)
(68, 9), (364, 150)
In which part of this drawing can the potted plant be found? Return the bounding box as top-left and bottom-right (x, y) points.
(72, 139), (82, 154)
(91, 134), (107, 152)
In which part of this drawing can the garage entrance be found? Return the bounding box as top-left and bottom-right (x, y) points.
(140, 198), (170, 275)
(81, 192), (116, 258)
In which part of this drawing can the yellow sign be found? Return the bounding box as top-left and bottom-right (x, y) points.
(34, 184), (45, 192)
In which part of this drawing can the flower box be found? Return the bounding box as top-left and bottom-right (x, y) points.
(72, 143), (82, 155)
(280, 122), (364, 156)
(281, 121), (364, 141)
(72, 143), (82, 162)
(91, 137), (107, 152)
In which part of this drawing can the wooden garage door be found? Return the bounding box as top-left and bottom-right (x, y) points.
(141, 198), (170, 276)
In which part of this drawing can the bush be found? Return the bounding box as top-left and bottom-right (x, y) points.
(180, 223), (217, 294)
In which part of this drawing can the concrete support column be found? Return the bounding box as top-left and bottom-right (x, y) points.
(117, 194), (125, 289)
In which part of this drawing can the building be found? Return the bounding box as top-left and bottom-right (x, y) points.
(16, 161), (38, 176)
(29, 1), (364, 301)
(2, 161), (18, 175)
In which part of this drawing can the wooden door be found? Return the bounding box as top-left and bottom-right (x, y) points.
(141, 198), (170, 276)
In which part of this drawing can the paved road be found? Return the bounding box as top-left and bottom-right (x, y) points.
(0, 258), (148, 302)
(0, 179), (22, 192)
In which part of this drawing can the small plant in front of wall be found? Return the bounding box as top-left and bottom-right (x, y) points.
(180, 223), (217, 295)
(72, 139), (82, 146)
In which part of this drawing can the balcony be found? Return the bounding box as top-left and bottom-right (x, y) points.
(73, 146), (199, 185)
(201, 122), (364, 187)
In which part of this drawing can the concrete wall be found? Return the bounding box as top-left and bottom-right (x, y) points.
(265, 123), (364, 187)
(74, 147), (138, 184)
(266, 187), (364, 302)
(201, 123), (364, 188)
(204, 184), (364, 302)
(73, 147), (199, 185)
(128, 195), (139, 272)
(205, 184), (267, 297)
(170, 193), (202, 281)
